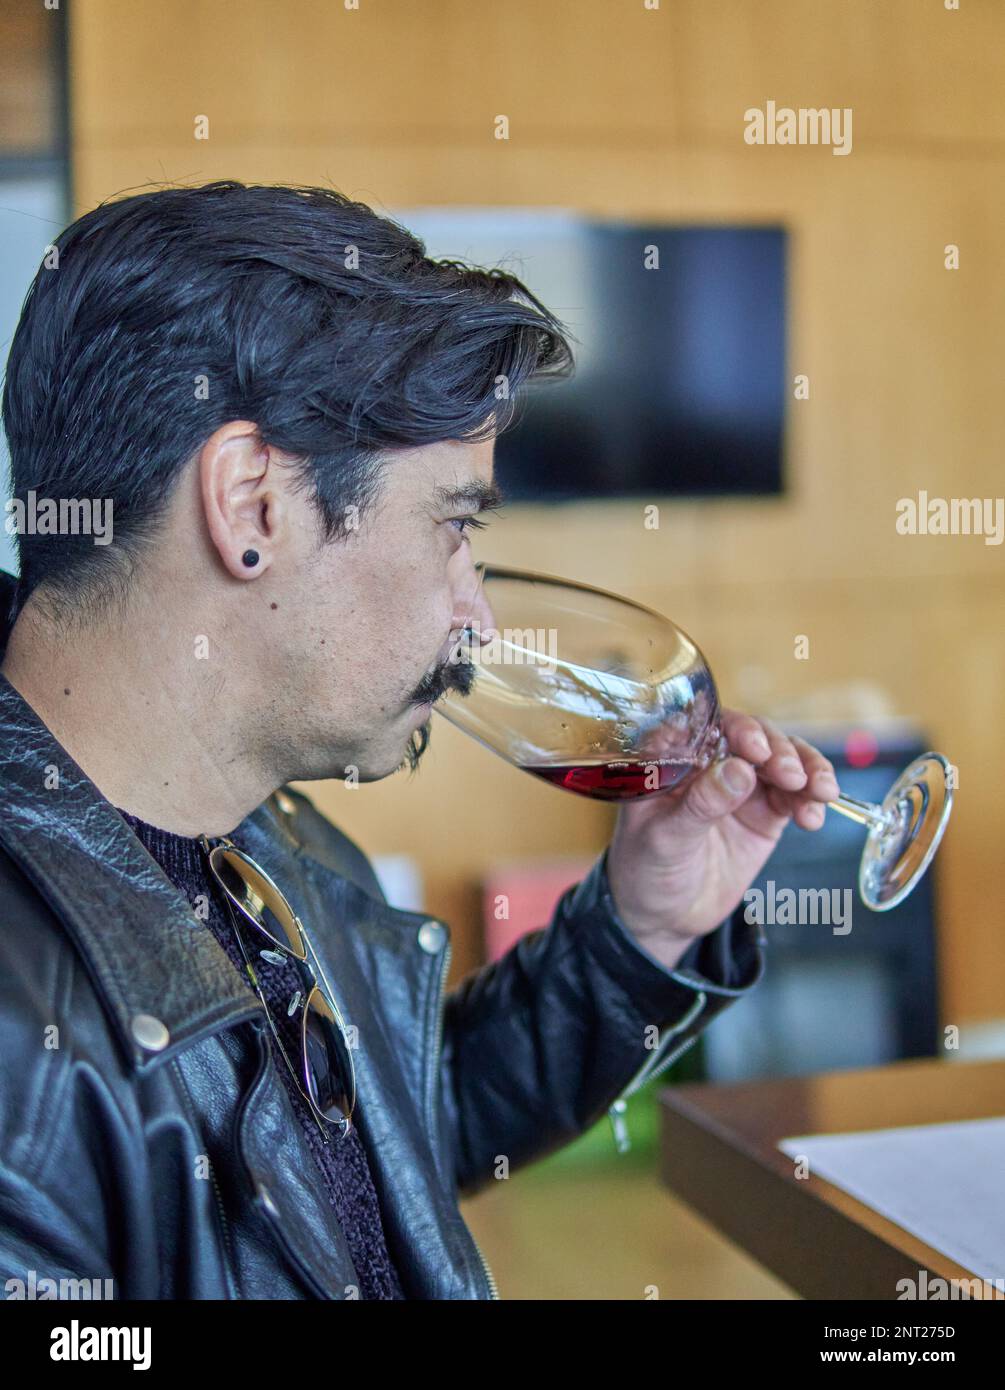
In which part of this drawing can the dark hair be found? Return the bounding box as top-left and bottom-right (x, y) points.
(2, 181), (574, 626)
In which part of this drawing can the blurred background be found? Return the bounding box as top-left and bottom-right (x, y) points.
(1, 0), (1003, 1298)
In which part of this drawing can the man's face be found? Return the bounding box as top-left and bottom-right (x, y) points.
(276, 434), (500, 784)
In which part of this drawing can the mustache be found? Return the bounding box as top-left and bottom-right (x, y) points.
(409, 651), (476, 705)
(402, 646), (478, 776)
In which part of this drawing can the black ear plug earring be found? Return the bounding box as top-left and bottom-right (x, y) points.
(242, 550), (260, 568)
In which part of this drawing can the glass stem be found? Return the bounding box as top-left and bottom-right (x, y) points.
(720, 728), (895, 833)
(826, 792), (891, 832)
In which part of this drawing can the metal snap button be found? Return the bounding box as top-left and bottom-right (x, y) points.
(417, 920), (446, 955)
(130, 1013), (170, 1051)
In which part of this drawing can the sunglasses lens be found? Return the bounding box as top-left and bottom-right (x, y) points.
(204, 840), (353, 1136)
(303, 988), (355, 1126)
(211, 846), (305, 959)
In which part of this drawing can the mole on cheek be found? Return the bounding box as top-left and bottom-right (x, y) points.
(64, 688), (70, 696)
(270, 602), (278, 610)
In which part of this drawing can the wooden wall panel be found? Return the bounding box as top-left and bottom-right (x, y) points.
(0, 2), (61, 154)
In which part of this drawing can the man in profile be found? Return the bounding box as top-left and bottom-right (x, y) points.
(0, 182), (836, 1298)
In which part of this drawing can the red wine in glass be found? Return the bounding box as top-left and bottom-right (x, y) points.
(522, 756), (701, 800)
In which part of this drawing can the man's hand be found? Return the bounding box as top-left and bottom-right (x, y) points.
(605, 709), (841, 969)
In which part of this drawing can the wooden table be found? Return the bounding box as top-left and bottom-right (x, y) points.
(658, 1056), (1005, 1300)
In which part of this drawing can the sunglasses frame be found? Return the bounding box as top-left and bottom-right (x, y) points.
(198, 834), (356, 1145)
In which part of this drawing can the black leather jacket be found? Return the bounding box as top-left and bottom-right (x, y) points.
(0, 573), (765, 1299)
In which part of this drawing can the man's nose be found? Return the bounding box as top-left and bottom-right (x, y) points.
(451, 565), (498, 644)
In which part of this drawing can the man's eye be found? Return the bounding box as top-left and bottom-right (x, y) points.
(450, 515), (489, 537)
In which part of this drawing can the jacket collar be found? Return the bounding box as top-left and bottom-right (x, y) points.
(0, 662), (276, 1073)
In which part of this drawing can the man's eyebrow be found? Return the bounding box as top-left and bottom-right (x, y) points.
(432, 480), (507, 512)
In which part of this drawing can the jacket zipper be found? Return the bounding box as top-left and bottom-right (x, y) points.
(426, 933), (501, 1301)
(170, 1054), (239, 1297)
(607, 990), (707, 1154)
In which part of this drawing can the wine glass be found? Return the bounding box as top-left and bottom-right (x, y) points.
(436, 562), (953, 912)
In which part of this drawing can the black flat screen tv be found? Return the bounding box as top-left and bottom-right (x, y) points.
(392, 210), (788, 502)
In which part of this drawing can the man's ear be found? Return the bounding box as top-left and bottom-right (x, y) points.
(199, 421), (289, 580)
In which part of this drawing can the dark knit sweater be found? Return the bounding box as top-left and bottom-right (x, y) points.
(116, 807), (406, 1301)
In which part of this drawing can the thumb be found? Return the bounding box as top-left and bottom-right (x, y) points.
(674, 756), (756, 830)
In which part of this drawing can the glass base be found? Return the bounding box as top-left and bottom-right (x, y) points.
(859, 753), (954, 911)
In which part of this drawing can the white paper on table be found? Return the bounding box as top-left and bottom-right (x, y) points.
(778, 1116), (1005, 1284)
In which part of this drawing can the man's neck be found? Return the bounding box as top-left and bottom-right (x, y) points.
(1, 601), (276, 838)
